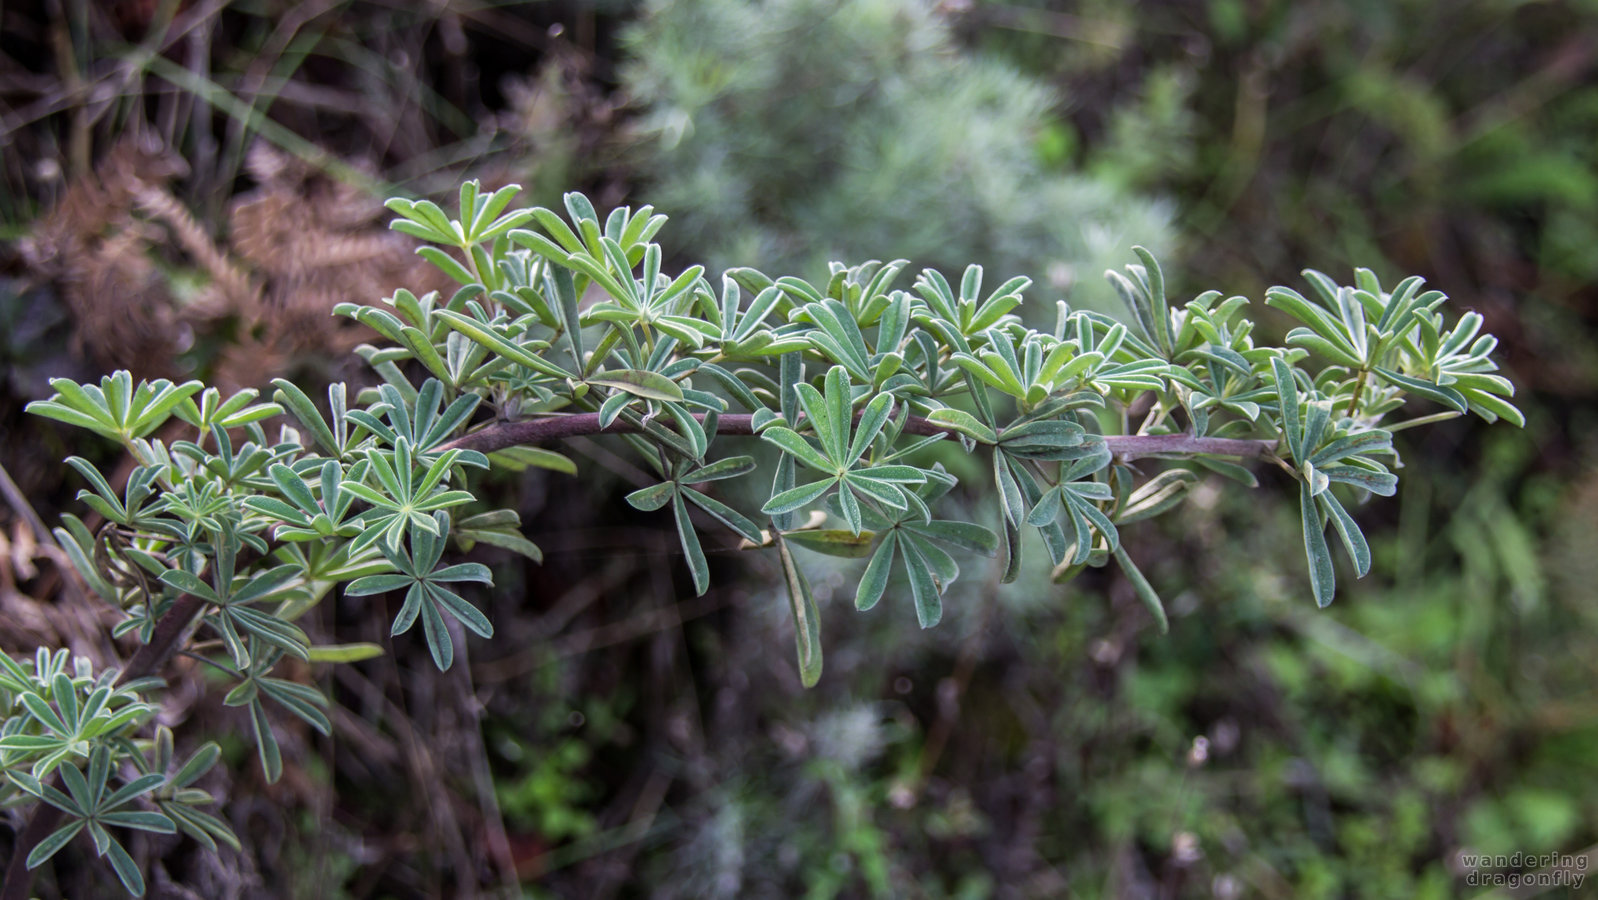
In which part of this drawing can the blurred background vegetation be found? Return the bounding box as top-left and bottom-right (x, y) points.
(2, 0), (1595, 897)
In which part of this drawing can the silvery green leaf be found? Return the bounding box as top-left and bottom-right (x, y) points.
(1112, 545), (1168, 634)
(775, 535), (823, 687)
(1300, 481), (1337, 607)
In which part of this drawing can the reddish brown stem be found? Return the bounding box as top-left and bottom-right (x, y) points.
(441, 412), (1276, 461)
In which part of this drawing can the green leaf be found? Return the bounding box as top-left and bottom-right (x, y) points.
(1319, 492), (1372, 578)
(1116, 469), (1198, 524)
(856, 532), (897, 610)
(903, 520), (999, 555)
(689, 455), (757, 482)
(900, 538), (943, 628)
(98, 810), (176, 834)
(1300, 481), (1337, 607)
(762, 477), (837, 516)
(433, 309), (569, 380)
(170, 743), (222, 789)
(760, 427), (834, 472)
(419, 593), (455, 671)
(165, 804), (242, 853)
(417, 246), (478, 286)
(430, 584), (494, 640)
(157, 569), (220, 605)
(27, 399), (115, 438)
(250, 699), (282, 783)
(626, 482), (675, 511)
(793, 382), (841, 463)
(925, 407), (996, 443)
(1271, 357), (1304, 460)
(1323, 465), (1398, 496)
(272, 379), (342, 456)
(307, 643), (386, 663)
(486, 446), (577, 475)
(26, 818), (85, 870)
(1308, 429), (1392, 467)
(1460, 386), (1525, 427)
(784, 528), (876, 558)
(681, 487), (765, 543)
(1112, 545), (1168, 634)
(589, 369), (684, 402)
(837, 485), (863, 535)
(1132, 246), (1173, 358)
(103, 832), (145, 895)
(847, 393), (894, 465)
(1375, 366), (1468, 414)
(673, 493), (710, 595)
(775, 534), (824, 687)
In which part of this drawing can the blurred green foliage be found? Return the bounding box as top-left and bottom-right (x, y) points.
(619, 0), (1175, 308)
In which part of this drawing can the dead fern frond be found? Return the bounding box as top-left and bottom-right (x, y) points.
(132, 183), (260, 309)
(20, 134), (194, 377)
(221, 141), (449, 364)
(21, 133), (450, 388)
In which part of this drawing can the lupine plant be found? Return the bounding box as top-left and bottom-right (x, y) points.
(3, 182), (1520, 895)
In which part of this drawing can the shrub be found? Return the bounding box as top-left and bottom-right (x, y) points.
(3, 182), (1520, 895)
(619, 0), (1175, 305)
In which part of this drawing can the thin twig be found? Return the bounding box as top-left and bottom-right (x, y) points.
(445, 617), (520, 896)
(0, 461), (53, 546)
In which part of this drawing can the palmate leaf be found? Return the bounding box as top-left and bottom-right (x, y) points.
(244, 461), (364, 542)
(27, 371), (204, 442)
(387, 180), (533, 252)
(845, 469), (997, 626)
(624, 456), (763, 595)
(173, 385), (283, 433)
(15, 745), (173, 891)
(7, 684), (155, 780)
(345, 512), (493, 671)
(342, 438), (481, 556)
(1023, 447), (1117, 566)
(246, 673), (333, 737)
(758, 366), (926, 532)
(345, 381), (484, 454)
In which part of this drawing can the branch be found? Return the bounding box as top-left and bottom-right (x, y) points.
(114, 592), (209, 689)
(440, 411), (1277, 461)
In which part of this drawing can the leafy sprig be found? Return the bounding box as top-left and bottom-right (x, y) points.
(13, 181), (1523, 896)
